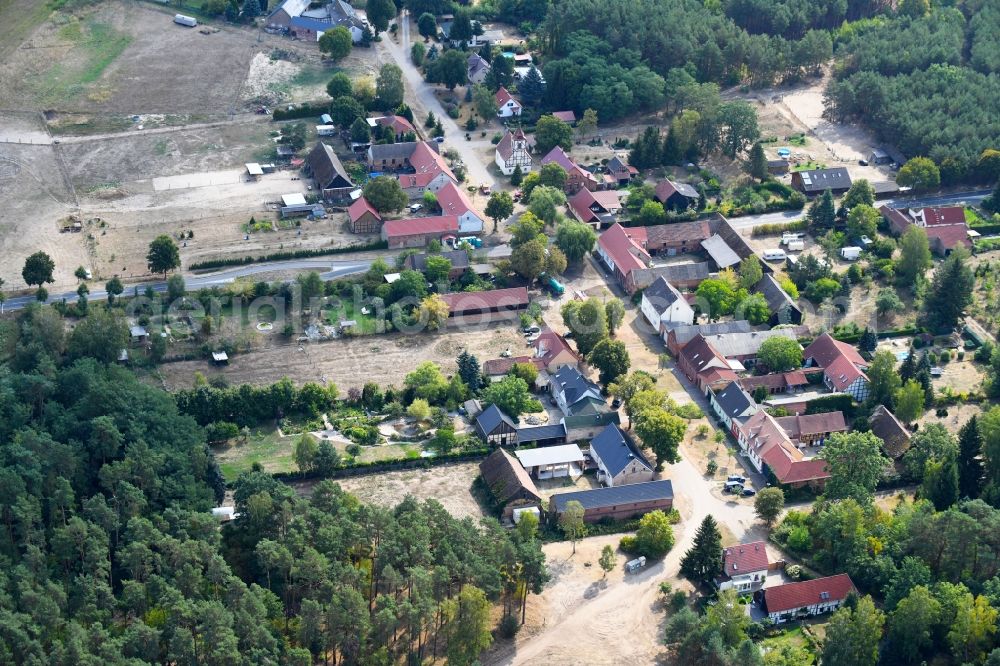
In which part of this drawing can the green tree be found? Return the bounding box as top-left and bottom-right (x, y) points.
(294, 434), (319, 473)
(326, 72), (353, 99)
(509, 212), (545, 247)
(588, 338), (630, 385)
(887, 585), (940, 664)
(456, 349), (482, 394)
(484, 190), (514, 233)
(441, 585), (493, 666)
(903, 422), (957, 482)
(949, 593), (998, 664)
(608, 372), (656, 425)
(635, 509), (676, 558)
(867, 348), (902, 407)
(821, 432), (887, 504)
(519, 66), (546, 107)
(561, 297), (608, 356)
(822, 596), (884, 666)
(599, 545), (616, 577)
(375, 63), (404, 109)
(897, 225), (932, 284)
(471, 83), (497, 118)
(418, 293), (450, 330)
(898, 156), (941, 191)
(427, 49), (467, 90)
(330, 95), (365, 128)
(605, 299), (625, 336)
(679, 515), (723, 584)
(846, 204), (879, 239)
(578, 108), (598, 139)
(747, 142), (768, 180)
(318, 27), (352, 60)
(559, 500), (586, 554)
(22, 250), (55, 287)
(67, 308), (129, 363)
(754, 487), (785, 528)
(423, 255), (452, 284)
(411, 40), (426, 65)
(807, 189), (836, 229)
(924, 247), (974, 332)
(147, 235), (180, 277)
(958, 415), (985, 498)
(480, 375), (536, 418)
(636, 200), (665, 226)
(510, 164), (523, 186)
(350, 117), (371, 144)
(534, 115), (573, 154)
(737, 292), (770, 325)
(366, 0), (396, 34)
(738, 255), (763, 291)
(717, 101), (759, 158)
(167, 273), (186, 301)
(695, 278), (737, 320)
(842, 179), (876, 210)
(894, 379), (925, 424)
(511, 238), (547, 283)
(404, 361), (448, 402)
(756, 336), (802, 372)
(528, 185), (566, 225)
(538, 163), (568, 191)
(105, 276), (124, 305)
(554, 220), (597, 263)
(876, 287), (904, 317)
(417, 12), (436, 38)
(547, 246), (568, 276)
(362, 176), (408, 213)
(922, 452), (959, 510)
(634, 408), (686, 470)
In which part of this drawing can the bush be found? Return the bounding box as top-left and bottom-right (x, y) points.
(447, 107), (460, 119)
(205, 421), (240, 444)
(619, 535), (638, 553)
(498, 614), (520, 639)
(346, 443), (362, 457)
(669, 590), (687, 613)
(706, 459), (718, 476)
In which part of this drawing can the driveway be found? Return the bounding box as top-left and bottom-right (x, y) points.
(378, 12), (496, 188)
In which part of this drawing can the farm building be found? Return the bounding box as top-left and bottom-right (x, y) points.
(640, 276), (695, 333)
(596, 223), (650, 290)
(479, 448), (543, 520)
(550, 366), (604, 417)
(495, 86), (523, 118)
(879, 205), (972, 256)
(567, 189), (623, 227)
(654, 179), (700, 210)
(869, 405), (911, 459)
(531, 328), (581, 373)
(347, 197), (382, 234)
(754, 274), (802, 325)
(643, 221), (713, 257)
(630, 262), (712, 293)
(381, 216), (460, 249)
(802, 333), (871, 402)
(516, 423), (568, 447)
(665, 320), (753, 356)
(515, 444), (585, 480)
(605, 156), (637, 186)
(435, 181), (485, 234)
(396, 142), (457, 198)
(791, 167), (852, 195)
(676, 334), (739, 395)
(306, 143), (354, 201)
(773, 411), (847, 446)
(403, 249), (470, 279)
(709, 383), (758, 436)
(735, 411), (830, 488)
(548, 480), (674, 523)
(475, 404), (518, 447)
(439, 286), (530, 319)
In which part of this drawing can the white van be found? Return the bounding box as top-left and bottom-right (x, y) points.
(762, 249), (787, 262)
(780, 232), (805, 245)
(840, 246), (862, 261)
(786, 240), (805, 252)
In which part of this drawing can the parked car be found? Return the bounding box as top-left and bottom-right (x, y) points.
(727, 475), (746, 484)
(741, 488), (756, 497)
(610, 398), (622, 409)
(522, 325), (541, 334)
(724, 481), (744, 493)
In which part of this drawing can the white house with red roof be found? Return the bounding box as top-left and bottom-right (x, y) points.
(735, 411), (830, 488)
(495, 128), (532, 175)
(367, 114), (416, 141)
(435, 181), (484, 234)
(495, 86), (523, 118)
(531, 327), (581, 373)
(596, 223), (650, 289)
(347, 196), (381, 234)
(763, 574), (856, 624)
(717, 541), (770, 592)
(802, 333), (870, 402)
(879, 204), (972, 256)
(397, 141), (457, 198)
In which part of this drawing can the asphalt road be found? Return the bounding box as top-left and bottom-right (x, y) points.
(727, 188), (992, 229)
(0, 259), (372, 313)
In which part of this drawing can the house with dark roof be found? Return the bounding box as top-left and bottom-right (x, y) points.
(640, 276), (694, 333)
(568, 189), (622, 228)
(774, 412), (847, 446)
(550, 366), (604, 417)
(755, 274), (802, 325)
(767, 159), (790, 175)
(803, 333), (871, 402)
(717, 541), (770, 592)
(643, 221), (713, 257)
(549, 480), (674, 523)
(702, 329), (804, 368)
(267, 0), (310, 29)
(738, 369), (817, 396)
(440, 287), (530, 319)
(589, 424), (655, 487)
(596, 223), (650, 290)
(654, 179), (700, 210)
(403, 249), (470, 279)
(791, 167), (852, 195)
(540, 147), (599, 194)
(630, 262), (712, 293)
(709, 383), (758, 435)
(677, 334), (739, 395)
(516, 423), (568, 447)
(763, 574), (856, 624)
(467, 53), (491, 84)
(475, 404), (519, 446)
(704, 215), (772, 272)
(306, 143), (354, 200)
(347, 197), (381, 233)
(494, 129), (532, 176)
(735, 411), (830, 488)
(606, 156), (637, 186)
(666, 320), (753, 356)
(870, 405), (911, 459)
(479, 447), (543, 520)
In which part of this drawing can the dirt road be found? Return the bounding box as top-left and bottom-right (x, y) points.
(378, 12), (495, 188)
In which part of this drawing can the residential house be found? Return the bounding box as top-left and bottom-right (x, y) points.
(495, 87), (523, 118)
(709, 383), (758, 436)
(643, 220), (713, 257)
(630, 262), (712, 293)
(791, 167), (852, 195)
(737, 370), (815, 396)
(540, 147), (599, 194)
(475, 404), (519, 446)
(563, 411), (622, 441)
(568, 189), (623, 227)
(869, 405), (912, 459)
(531, 328), (581, 373)
(276, 1), (368, 42)
(802, 333), (871, 402)
(550, 366), (604, 417)
(717, 541), (770, 592)
(306, 143), (354, 201)
(395, 141), (457, 198)
(381, 216), (459, 249)
(873, 180), (901, 198)
(368, 141), (440, 171)
(403, 249), (470, 279)
(347, 197), (381, 234)
(640, 276), (695, 332)
(755, 274), (802, 325)
(677, 334), (739, 395)
(606, 156), (637, 186)
(467, 53), (491, 84)
(763, 574), (856, 624)
(702, 328), (804, 369)
(735, 411), (830, 488)
(589, 424), (656, 487)
(368, 115), (416, 141)
(596, 223), (650, 290)
(666, 320), (753, 356)
(515, 444), (585, 479)
(483, 356), (535, 383)
(129, 325), (148, 346)
(494, 129), (532, 176)
(549, 480), (674, 523)
(774, 412), (848, 446)
(266, 0), (310, 29)
(440, 287), (530, 320)
(654, 179), (700, 211)
(435, 181), (485, 234)
(479, 447), (543, 520)
(879, 205), (972, 256)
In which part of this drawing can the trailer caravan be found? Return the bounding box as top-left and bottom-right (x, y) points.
(174, 14), (198, 27)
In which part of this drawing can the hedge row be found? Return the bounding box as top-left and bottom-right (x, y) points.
(814, 324), (919, 344)
(272, 103), (330, 121)
(269, 447), (491, 484)
(751, 219), (808, 237)
(189, 241), (388, 271)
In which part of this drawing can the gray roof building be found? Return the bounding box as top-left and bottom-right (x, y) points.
(668, 321), (753, 348)
(631, 262), (712, 291)
(703, 329), (802, 359)
(701, 234), (741, 269)
(792, 167), (852, 194)
(551, 479), (674, 512)
(713, 383), (757, 421)
(475, 404), (517, 436)
(516, 423), (568, 446)
(552, 366), (603, 415)
(642, 275), (684, 314)
(590, 424), (654, 478)
(755, 274), (803, 325)
(307, 143), (353, 192)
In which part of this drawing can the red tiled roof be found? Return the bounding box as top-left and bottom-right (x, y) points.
(406, 141), (456, 183)
(483, 355), (533, 375)
(382, 215), (459, 238)
(435, 181), (478, 218)
(925, 224), (972, 251)
(765, 574), (855, 614)
(597, 223), (650, 274)
(374, 114), (416, 136)
(699, 366), (739, 386)
(568, 189), (621, 222)
(775, 412), (847, 440)
(347, 196), (380, 224)
(824, 355), (867, 391)
(722, 541), (770, 578)
(738, 411), (830, 484)
(738, 370), (812, 392)
(551, 111), (576, 122)
(440, 287), (530, 314)
(495, 86), (518, 107)
(919, 206), (965, 226)
(533, 327), (580, 365)
(803, 333), (867, 369)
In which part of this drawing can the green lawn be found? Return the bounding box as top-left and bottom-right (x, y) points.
(760, 626), (817, 664)
(30, 17), (132, 105)
(214, 428), (297, 481)
(324, 298), (379, 335)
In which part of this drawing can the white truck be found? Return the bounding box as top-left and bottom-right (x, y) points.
(174, 14), (198, 27)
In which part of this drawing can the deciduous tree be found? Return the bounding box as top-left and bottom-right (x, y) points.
(554, 219), (597, 263)
(587, 338), (630, 385)
(147, 235), (180, 277)
(559, 500), (586, 554)
(318, 27), (352, 60)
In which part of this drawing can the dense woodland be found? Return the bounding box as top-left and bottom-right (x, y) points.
(0, 304), (547, 663)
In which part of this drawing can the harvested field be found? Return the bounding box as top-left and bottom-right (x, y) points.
(290, 462), (487, 521)
(158, 321), (529, 392)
